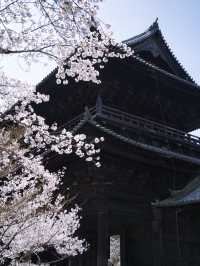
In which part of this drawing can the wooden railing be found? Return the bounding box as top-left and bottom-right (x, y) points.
(64, 104), (200, 148)
(99, 105), (200, 147)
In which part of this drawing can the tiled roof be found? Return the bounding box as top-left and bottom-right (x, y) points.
(124, 19), (197, 85)
(152, 176), (200, 207)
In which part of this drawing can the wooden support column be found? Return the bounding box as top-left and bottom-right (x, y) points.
(152, 207), (163, 266)
(120, 229), (126, 266)
(97, 210), (109, 266)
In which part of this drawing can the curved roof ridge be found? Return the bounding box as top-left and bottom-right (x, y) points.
(123, 18), (159, 45)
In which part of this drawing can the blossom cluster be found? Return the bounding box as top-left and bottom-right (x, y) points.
(0, 72), (34, 113)
(0, 0), (134, 86)
(0, 90), (103, 263)
(56, 29), (133, 84)
(0, 0), (105, 66)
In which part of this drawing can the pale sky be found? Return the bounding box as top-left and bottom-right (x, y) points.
(99, 0), (200, 84)
(2, 0), (200, 85)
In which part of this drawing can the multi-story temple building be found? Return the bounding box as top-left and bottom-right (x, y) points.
(37, 20), (200, 266)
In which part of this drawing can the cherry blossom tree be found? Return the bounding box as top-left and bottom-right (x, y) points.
(0, 0), (133, 264)
(0, 91), (104, 264)
(0, 0), (132, 87)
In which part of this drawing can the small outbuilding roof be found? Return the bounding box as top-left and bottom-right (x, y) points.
(152, 175), (200, 207)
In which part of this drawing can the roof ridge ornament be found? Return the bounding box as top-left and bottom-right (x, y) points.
(123, 18), (160, 46)
(149, 17), (159, 31)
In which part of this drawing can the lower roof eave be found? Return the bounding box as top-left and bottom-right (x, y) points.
(152, 199), (200, 208)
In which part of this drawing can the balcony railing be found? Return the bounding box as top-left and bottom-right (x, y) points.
(99, 105), (200, 147)
(63, 104), (200, 149)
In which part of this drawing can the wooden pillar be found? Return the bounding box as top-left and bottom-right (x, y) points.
(152, 207), (163, 266)
(120, 229), (126, 266)
(97, 211), (109, 266)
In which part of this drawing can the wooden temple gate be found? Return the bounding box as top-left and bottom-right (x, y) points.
(36, 20), (200, 266)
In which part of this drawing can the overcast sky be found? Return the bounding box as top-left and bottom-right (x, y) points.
(2, 0), (200, 85)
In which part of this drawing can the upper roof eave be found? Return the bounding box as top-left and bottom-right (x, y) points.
(36, 19), (199, 93)
(132, 55), (200, 92)
(123, 19), (197, 85)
